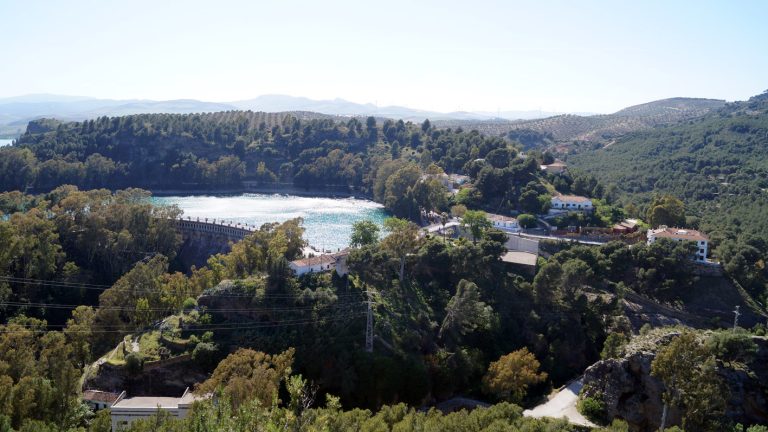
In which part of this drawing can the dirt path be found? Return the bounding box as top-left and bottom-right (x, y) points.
(523, 379), (595, 427)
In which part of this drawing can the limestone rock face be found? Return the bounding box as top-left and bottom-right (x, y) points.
(581, 331), (768, 431)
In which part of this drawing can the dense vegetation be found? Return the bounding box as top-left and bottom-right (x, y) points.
(3, 113), (503, 191)
(0, 181), (710, 431)
(0, 188), (180, 325)
(1, 94), (766, 431)
(568, 91), (768, 305)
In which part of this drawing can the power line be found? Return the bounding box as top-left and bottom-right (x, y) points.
(0, 309), (367, 333)
(0, 276), (366, 299)
(0, 312), (369, 334)
(0, 300), (366, 314)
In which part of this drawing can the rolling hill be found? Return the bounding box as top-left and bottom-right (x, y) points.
(566, 90), (768, 304)
(505, 97), (726, 146)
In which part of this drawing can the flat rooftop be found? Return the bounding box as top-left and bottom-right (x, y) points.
(112, 396), (182, 409)
(501, 251), (538, 267)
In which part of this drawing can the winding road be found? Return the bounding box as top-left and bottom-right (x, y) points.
(523, 379), (596, 427)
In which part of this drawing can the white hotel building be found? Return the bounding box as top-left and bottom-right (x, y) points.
(646, 226), (709, 262)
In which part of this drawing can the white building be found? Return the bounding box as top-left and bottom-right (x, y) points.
(289, 255), (337, 276)
(111, 388), (206, 431)
(646, 226), (709, 262)
(486, 213), (520, 232)
(540, 161), (567, 174)
(550, 194), (593, 212)
(83, 390), (121, 412)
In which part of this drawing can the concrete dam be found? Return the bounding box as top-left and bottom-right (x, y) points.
(172, 218), (256, 269)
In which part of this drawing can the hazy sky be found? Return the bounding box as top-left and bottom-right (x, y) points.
(1, 0), (766, 113)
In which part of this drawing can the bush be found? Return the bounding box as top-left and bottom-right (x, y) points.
(706, 331), (758, 364)
(182, 297), (197, 310)
(577, 396), (607, 424)
(518, 214), (537, 229)
(125, 353), (144, 375)
(640, 323), (653, 335)
(601, 333), (628, 359)
(192, 342), (219, 370)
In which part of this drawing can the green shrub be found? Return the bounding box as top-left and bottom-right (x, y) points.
(601, 333), (628, 359)
(706, 331), (758, 364)
(577, 396), (607, 424)
(640, 323), (652, 335)
(192, 342), (219, 370)
(182, 297), (197, 310)
(125, 352), (144, 375)
(518, 214), (537, 228)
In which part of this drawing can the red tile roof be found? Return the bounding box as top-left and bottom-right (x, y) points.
(290, 255), (336, 267)
(648, 227), (708, 242)
(553, 194), (592, 203)
(83, 390), (121, 404)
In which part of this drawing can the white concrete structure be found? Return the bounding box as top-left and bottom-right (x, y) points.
(647, 226), (709, 262)
(486, 213), (520, 232)
(111, 388), (205, 431)
(331, 250), (350, 277)
(550, 194), (593, 212)
(505, 235), (539, 254)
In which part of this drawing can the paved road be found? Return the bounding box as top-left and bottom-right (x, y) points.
(515, 232), (607, 246)
(523, 379), (596, 427)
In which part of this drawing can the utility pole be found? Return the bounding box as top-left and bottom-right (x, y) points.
(733, 305), (740, 333)
(365, 289), (374, 353)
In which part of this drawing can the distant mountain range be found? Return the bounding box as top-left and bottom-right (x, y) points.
(0, 93), (565, 137)
(0, 94), (726, 146)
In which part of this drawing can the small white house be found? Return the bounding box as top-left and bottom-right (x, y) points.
(289, 255), (337, 276)
(111, 388), (206, 431)
(83, 390), (121, 412)
(540, 161), (567, 174)
(647, 226), (709, 262)
(486, 213), (520, 232)
(550, 194), (593, 212)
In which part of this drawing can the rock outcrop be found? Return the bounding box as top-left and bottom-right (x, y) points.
(581, 330), (768, 431)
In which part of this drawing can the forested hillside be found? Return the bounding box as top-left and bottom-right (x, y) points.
(1, 111), (580, 219)
(498, 98), (725, 149)
(568, 91), (768, 304)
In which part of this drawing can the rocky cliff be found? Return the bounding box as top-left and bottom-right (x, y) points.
(581, 329), (768, 431)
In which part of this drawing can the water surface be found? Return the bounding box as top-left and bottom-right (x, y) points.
(151, 194), (387, 251)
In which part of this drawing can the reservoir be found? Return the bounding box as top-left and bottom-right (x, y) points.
(151, 194), (387, 252)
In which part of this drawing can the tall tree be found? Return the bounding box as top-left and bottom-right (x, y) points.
(482, 348), (547, 403)
(462, 210), (492, 244)
(350, 220), (380, 248)
(651, 332), (726, 431)
(646, 195), (686, 228)
(381, 218), (419, 282)
(439, 279), (493, 347)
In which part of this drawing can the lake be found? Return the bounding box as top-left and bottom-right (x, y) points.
(0, 139), (14, 147)
(151, 194), (388, 252)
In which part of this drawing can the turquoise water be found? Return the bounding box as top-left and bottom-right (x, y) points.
(151, 194), (387, 251)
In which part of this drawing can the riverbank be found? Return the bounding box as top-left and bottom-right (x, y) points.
(150, 183), (373, 200)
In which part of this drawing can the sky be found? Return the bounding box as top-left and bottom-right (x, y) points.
(0, 0), (766, 113)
